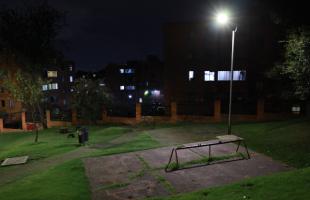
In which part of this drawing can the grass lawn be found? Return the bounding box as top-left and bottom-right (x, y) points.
(230, 119), (310, 168)
(0, 126), (131, 161)
(91, 131), (161, 156)
(148, 166), (310, 200)
(0, 126), (160, 200)
(0, 160), (90, 200)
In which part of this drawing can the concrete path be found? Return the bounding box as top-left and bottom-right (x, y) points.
(84, 141), (292, 200)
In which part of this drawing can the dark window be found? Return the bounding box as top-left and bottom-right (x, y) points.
(1, 100), (5, 107)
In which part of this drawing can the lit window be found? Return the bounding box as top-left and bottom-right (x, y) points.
(120, 85), (125, 90)
(204, 71), (215, 81)
(151, 90), (161, 96)
(139, 98), (143, 103)
(126, 85), (135, 90)
(218, 71), (231, 81)
(218, 70), (246, 81)
(292, 106), (301, 112)
(69, 76), (74, 82)
(189, 71), (194, 81)
(120, 69), (124, 73)
(292, 105), (301, 114)
(124, 68), (134, 74)
(233, 70), (246, 81)
(47, 71), (57, 78)
(42, 85), (48, 91)
(49, 83), (58, 90)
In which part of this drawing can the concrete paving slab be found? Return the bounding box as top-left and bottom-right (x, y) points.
(84, 141), (292, 200)
(158, 151), (291, 193)
(139, 147), (201, 169)
(84, 153), (143, 189)
(96, 173), (169, 200)
(1, 156), (29, 166)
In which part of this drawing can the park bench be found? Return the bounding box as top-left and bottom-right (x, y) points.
(165, 135), (250, 172)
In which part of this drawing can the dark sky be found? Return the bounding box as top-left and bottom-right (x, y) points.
(1, 0), (308, 70)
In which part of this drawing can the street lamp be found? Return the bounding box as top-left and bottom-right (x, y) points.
(215, 10), (237, 135)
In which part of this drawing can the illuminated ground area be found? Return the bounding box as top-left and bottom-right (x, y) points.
(0, 119), (309, 200)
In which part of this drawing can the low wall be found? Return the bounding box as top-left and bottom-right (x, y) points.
(47, 120), (72, 128)
(104, 116), (136, 125)
(141, 116), (172, 124)
(177, 115), (215, 123)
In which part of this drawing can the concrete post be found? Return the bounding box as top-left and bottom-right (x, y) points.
(0, 118), (3, 133)
(136, 103), (142, 123)
(46, 110), (51, 128)
(171, 102), (178, 123)
(72, 110), (78, 126)
(257, 98), (265, 120)
(21, 112), (27, 131)
(214, 99), (221, 122)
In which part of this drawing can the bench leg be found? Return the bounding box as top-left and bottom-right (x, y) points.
(236, 140), (241, 152)
(208, 145), (211, 161)
(243, 141), (251, 159)
(165, 148), (175, 172)
(175, 149), (179, 167)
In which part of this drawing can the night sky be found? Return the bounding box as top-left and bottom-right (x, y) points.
(0, 0), (308, 70)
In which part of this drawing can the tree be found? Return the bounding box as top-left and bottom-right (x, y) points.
(1, 69), (47, 142)
(0, 1), (66, 136)
(270, 27), (310, 100)
(72, 77), (111, 124)
(0, 1), (65, 74)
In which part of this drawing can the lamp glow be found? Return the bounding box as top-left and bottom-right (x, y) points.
(215, 11), (229, 25)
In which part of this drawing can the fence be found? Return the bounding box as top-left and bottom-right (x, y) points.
(50, 108), (72, 122)
(141, 103), (170, 116)
(221, 98), (257, 115)
(177, 101), (214, 116)
(2, 112), (22, 129)
(107, 103), (136, 117)
(26, 111), (42, 123)
(0, 111), (27, 133)
(43, 98), (303, 128)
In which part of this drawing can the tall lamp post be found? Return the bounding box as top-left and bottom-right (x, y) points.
(215, 11), (237, 135)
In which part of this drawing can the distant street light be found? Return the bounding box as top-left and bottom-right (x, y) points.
(215, 10), (237, 135)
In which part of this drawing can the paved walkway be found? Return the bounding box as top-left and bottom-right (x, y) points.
(84, 141), (292, 200)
